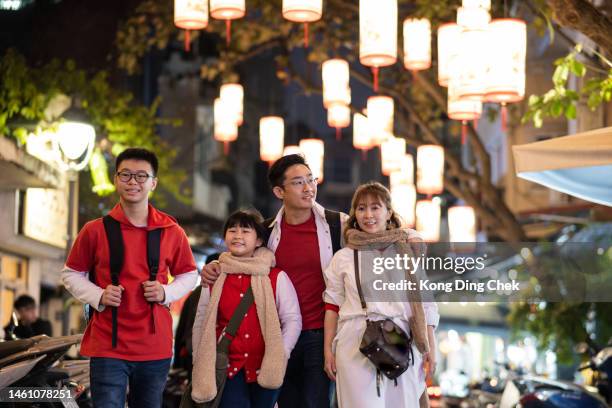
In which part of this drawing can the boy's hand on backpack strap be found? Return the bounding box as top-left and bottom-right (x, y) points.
(201, 261), (221, 287)
(101, 284), (124, 307)
(143, 280), (165, 303)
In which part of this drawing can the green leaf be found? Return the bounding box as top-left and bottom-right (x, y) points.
(552, 64), (569, 86)
(551, 100), (563, 117)
(588, 92), (602, 110)
(534, 110), (543, 128)
(564, 103), (576, 120)
(570, 59), (586, 77)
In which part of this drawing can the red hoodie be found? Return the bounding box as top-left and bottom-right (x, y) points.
(66, 203), (196, 361)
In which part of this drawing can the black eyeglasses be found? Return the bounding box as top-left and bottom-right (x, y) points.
(116, 171), (154, 183)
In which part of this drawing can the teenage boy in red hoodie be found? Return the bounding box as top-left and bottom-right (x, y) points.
(61, 148), (197, 408)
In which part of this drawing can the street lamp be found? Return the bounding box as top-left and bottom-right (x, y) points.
(55, 118), (96, 335)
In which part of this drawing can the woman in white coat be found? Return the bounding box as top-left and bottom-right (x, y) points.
(323, 182), (439, 408)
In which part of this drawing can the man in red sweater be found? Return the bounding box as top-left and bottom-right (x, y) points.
(202, 154), (347, 408)
(62, 148), (197, 408)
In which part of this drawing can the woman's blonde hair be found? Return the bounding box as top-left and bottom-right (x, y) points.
(344, 181), (403, 241)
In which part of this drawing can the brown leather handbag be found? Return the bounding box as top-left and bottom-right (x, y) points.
(353, 250), (414, 395)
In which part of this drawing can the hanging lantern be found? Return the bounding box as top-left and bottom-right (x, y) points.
(391, 184), (416, 227)
(416, 199), (441, 242)
(381, 137), (406, 176)
(455, 28), (489, 101)
(448, 205), (477, 242)
(282, 0), (322, 47)
(437, 23), (461, 87)
(367, 96), (394, 146)
(456, 6), (490, 31)
(174, 0), (208, 51)
(389, 154), (414, 188)
(220, 83), (244, 126)
(353, 113), (373, 157)
(214, 97), (238, 154)
(210, 0), (245, 46)
(322, 59), (351, 107)
(448, 77), (483, 121)
(299, 138), (324, 183)
(416, 144), (444, 195)
(283, 145), (303, 156)
(448, 76), (482, 144)
(327, 104), (351, 140)
(484, 19), (526, 104)
(259, 116), (284, 163)
(359, 0), (398, 91)
(403, 18), (431, 71)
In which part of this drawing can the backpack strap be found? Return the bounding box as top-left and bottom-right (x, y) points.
(324, 209), (342, 254)
(147, 229), (162, 282)
(102, 215), (124, 348)
(217, 285), (254, 353)
(146, 228), (162, 334)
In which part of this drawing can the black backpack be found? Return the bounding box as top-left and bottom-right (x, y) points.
(264, 209), (342, 254)
(86, 215), (162, 348)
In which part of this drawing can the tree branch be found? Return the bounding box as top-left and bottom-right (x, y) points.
(547, 0), (612, 57)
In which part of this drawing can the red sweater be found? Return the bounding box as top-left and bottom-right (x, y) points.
(275, 214), (325, 330)
(66, 204), (196, 361)
(216, 268), (281, 382)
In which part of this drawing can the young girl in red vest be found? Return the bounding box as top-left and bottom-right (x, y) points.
(191, 210), (302, 407)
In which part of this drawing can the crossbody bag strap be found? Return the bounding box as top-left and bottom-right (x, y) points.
(353, 249), (367, 311)
(217, 285), (254, 353)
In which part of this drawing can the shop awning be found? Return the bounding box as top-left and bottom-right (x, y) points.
(512, 127), (612, 206)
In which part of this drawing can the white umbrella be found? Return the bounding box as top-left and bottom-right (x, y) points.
(512, 127), (612, 206)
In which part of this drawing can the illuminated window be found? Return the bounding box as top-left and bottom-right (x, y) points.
(0, 253), (29, 328)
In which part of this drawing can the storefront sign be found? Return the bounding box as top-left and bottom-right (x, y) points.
(23, 187), (68, 248)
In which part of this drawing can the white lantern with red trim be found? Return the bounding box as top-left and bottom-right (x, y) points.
(456, 6), (490, 31)
(282, 0), (322, 22)
(448, 205), (477, 242)
(220, 83), (244, 126)
(299, 138), (324, 183)
(327, 104), (351, 128)
(322, 59), (351, 107)
(282, 0), (323, 47)
(353, 113), (373, 153)
(174, 0), (208, 51)
(484, 19), (526, 103)
(448, 76), (482, 121)
(391, 184), (416, 227)
(416, 144), (444, 195)
(359, 0), (398, 90)
(463, 0), (491, 9)
(416, 199), (441, 242)
(381, 137), (406, 176)
(259, 116), (284, 163)
(367, 96), (394, 146)
(403, 18), (431, 71)
(390, 154), (414, 187)
(283, 145), (303, 156)
(210, 0), (245, 19)
(210, 0), (245, 46)
(437, 23), (461, 87)
(455, 28), (489, 101)
(214, 97), (238, 154)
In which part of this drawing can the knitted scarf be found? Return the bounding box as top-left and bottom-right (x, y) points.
(191, 247), (286, 403)
(346, 227), (430, 354)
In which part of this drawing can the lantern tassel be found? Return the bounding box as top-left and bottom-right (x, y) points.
(226, 20), (231, 47)
(223, 141), (230, 155)
(461, 121), (467, 145)
(304, 23), (309, 48)
(473, 118), (478, 131)
(372, 66), (379, 92)
(501, 103), (507, 132)
(361, 150), (367, 161)
(336, 127), (341, 141)
(184, 30), (190, 52)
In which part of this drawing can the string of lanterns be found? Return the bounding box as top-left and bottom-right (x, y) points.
(178, 0), (526, 242)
